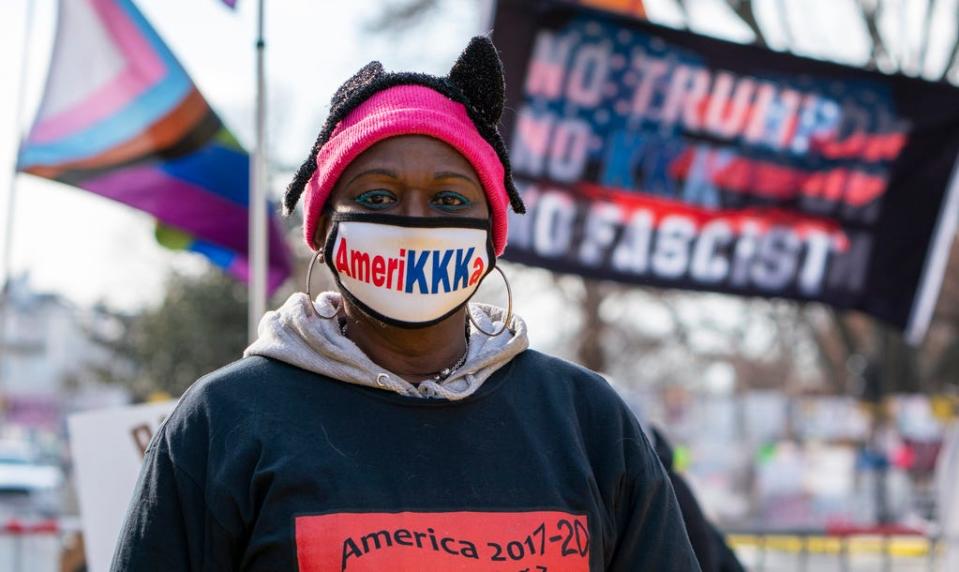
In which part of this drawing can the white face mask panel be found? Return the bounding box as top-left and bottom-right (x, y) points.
(323, 213), (494, 328)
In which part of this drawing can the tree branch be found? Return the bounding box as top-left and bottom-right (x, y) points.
(576, 279), (607, 372)
(725, 0), (768, 47)
(799, 307), (845, 392)
(855, 0), (894, 70)
(775, 0), (794, 48)
(827, 307), (862, 359)
(365, 0), (440, 32)
(917, 0), (936, 76)
(941, 12), (959, 81)
(675, 0), (692, 29)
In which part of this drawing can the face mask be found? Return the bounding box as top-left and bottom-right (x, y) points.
(323, 212), (495, 328)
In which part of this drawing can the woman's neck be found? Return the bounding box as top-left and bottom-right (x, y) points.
(340, 301), (469, 384)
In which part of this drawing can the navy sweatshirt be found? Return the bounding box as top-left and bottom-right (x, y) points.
(111, 351), (700, 571)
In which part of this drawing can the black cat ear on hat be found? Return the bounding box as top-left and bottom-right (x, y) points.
(447, 36), (506, 126)
(330, 60), (386, 110)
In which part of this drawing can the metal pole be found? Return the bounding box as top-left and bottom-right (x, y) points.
(248, 0), (268, 342)
(799, 533), (808, 572)
(0, 0), (38, 400)
(12, 535), (21, 572)
(839, 536), (849, 572)
(881, 534), (891, 572)
(875, 329), (892, 526)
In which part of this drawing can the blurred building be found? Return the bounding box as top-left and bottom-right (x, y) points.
(0, 276), (128, 430)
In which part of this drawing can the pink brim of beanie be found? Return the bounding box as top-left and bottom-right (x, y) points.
(303, 85), (510, 256)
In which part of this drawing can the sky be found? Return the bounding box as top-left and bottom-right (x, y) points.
(0, 0), (956, 313)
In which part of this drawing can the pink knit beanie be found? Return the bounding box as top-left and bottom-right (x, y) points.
(283, 37), (525, 257)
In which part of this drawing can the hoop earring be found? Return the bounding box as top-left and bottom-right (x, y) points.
(305, 248), (339, 319)
(468, 265), (514, 337)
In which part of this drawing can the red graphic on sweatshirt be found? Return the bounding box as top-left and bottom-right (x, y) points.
(295, 510), (590, 571)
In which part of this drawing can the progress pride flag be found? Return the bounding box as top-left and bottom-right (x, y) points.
(493, 0), (959, 342)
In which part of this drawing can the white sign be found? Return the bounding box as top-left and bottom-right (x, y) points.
(938, 422), (959, 572)
(68, 401), (177, 572)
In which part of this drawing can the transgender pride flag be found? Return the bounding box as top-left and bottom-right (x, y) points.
(18, 0), (290, 292)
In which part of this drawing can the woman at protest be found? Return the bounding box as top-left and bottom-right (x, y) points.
(111, 37), (700, 572)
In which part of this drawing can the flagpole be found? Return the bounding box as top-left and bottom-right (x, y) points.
(2, 0), (38, 289)
(249, 0), (268, 342)
(0, 0), (38, 397)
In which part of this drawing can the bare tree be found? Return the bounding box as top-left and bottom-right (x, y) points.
(365, 0), (445, 32)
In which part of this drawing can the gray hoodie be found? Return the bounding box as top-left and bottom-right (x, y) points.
(244, 292), (529, 400)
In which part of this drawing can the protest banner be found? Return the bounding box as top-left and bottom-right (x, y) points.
(493, 0), (959, 342)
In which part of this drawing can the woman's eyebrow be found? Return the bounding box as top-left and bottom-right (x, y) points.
(433, 171), (478, 184)
(344, 168), (397, 187)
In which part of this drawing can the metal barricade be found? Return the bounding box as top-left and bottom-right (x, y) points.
(0, 518), (83, 572)
(726, 528), (949, 572)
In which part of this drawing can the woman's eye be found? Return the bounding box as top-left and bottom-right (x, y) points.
(354, 190), (396, 209)
(432, 191), (471, 212)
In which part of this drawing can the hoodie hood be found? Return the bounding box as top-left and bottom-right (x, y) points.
(244, 292), (529, 400)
